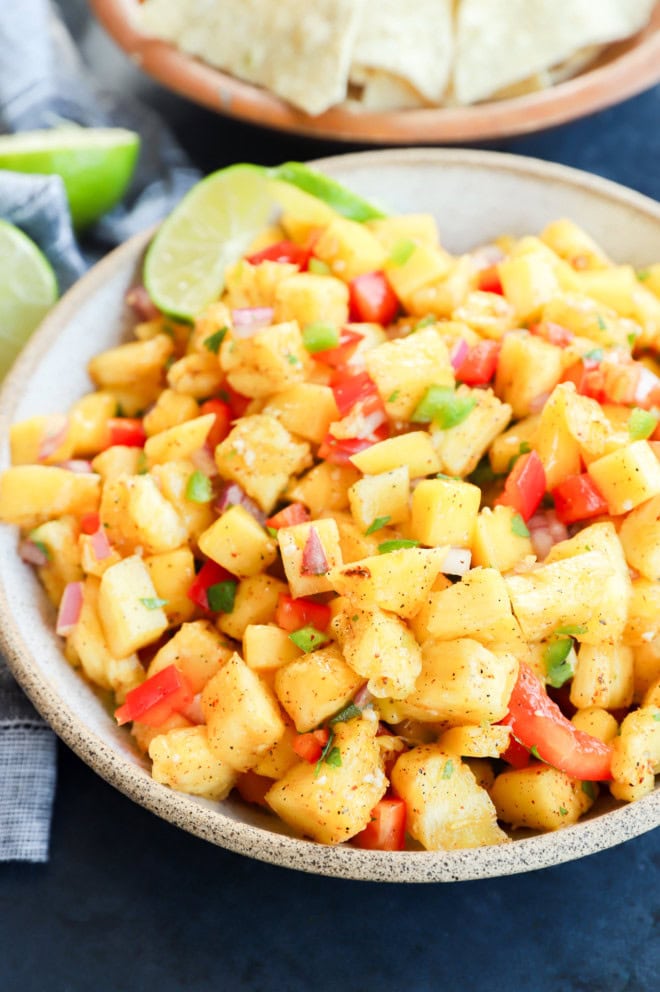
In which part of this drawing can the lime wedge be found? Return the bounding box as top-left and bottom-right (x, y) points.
(144, 161), (388, 322)
(268, 162), (386, 222)
(144, 164), (274, 322)
(0, 126), (140, 230)
(0, 219), (58, 379)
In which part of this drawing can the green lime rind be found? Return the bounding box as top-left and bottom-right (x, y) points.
(268, 161), (387, 222)
(0, 219), (58, 380)
(0, 126), (140, 230)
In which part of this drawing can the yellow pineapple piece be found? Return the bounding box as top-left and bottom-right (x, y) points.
(198, 505), (277, 578)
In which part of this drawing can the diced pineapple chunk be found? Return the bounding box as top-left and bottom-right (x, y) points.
(391, 745), (508, 849)
(471, 505), (534, 572)
(88, 334), (172, 388)
(243, 624), (302, 683)
(540, 218), (609, 270)
(0, 465), (100, 529)
(490, 764), (594, 831)
(533, 383), (582, 489)
(218, 573), (288, 640)
(364, 328), (453, 421)
(327, 546), (449, 619)
(488, 415), (540, 475)
(350, 431), (440, 477)
(587, 441), (660, 515)
(219, 321), (309, 399)
(624, 578), (660, 645)
(287, 462), (359, 518)
(426, 567), (520, 643)
(69, 577), (143, 695)
(144, 413), (214, 466)
(610, 706), (660, 801)
(495, 332), (563, 418)
(31, 517), (82, 605)
(144, 546), (196, 627)
(223, 258), (298, 309)
(385, 243), (453, 305)
(275, 643), (363, 732)
(274, 272), (349, 327)
(91, 445), (143, 483)
(264, 383), (338, 444)
(368, 214), (439, 251)
(331, 603), (422, 699)
(201, 653), (285, 772)
(451, 290), (516, 340)
(348, 466), (410, 532)
(542, 294), (635, 350)
(149, 726), (237, 800)
(100, 474), (187, 556)
(403, 637), (518, 724)
(198, 504), (277, 578)
(498, 240), (561, 321)
(313, 217), (387, 281)
(571, 707), (619, 744)
(147, 619), (232, 693)
(618, 495), (660, 581)
(431, 387), (512, 478)
(265, 716), (387, 845)
(570, 643), (634, 710)
(277, 518), (342, 597)
(68, 391), (118, 456)
(438, 724), (512, 759)
(98, 555), (169, 657)
(410, 477), (481, 547)
(215, 414), (311, 513)
(10, 414), (74, 465)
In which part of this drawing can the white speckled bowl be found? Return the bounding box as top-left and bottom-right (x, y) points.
(0, 149), (658, 882)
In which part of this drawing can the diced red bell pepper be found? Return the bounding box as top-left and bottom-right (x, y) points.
(353, 797), (407, 851)
(199, 398), (233, 450)
(317, 426), (388, 465)
(245, 239), (311, 268)
(292, 728), (330, 763)
(235, 771), (273, 807)
(501, 662), (613, 781)
(223, 384), (251, 419)
(455, 340), (501, 386)
(188, 560), (235, 611)
(115, 664), (194, 728)
(275, 594), (331, 633)
(311, 328), (363, 369)
(105, 417), (146, 449)
(331, 370), (380, 417)
(265, 503), (311, 530)
(348, 271), (399, 325)
(529, 321), (574, 348)
(476, 265), (503, 295)
(495, 449), (546, 521)
(500, 736), (531, 770)
(79, 511), (101, 535)
(552, 473), (609, 525)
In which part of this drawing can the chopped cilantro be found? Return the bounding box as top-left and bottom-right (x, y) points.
(330, 702), (362, 725)
(387, 390), (400, 403)
(627, 331), (637, 348)
(636, 269), (651, 281)
(581, 781), (597, 800)
(289, 625), (332, 653)
(596, 315), (607, 331)
(207, 580), (238, 614)
(511, 513), (530, 538)
(325, 747), (342, 768)
(441, 759), (454, 780)
(388, 238), (416, 267)
(285, 352), (300, 366)
(628, 407), (658, 441)
(365, 515), (391, 535)
(203, 327), (227, 353)
(315, 730), (341, 776)
(559, 806), (568, 816)
(139, 597), (168, 610)
(185, 469), (213, 503)
(378, 538), (420, 554)
(413, 315), (436, 332)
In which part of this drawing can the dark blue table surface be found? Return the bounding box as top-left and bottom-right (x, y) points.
(1, 7), (659, 990)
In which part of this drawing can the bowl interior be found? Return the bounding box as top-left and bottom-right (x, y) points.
(1, 149), (658, 882)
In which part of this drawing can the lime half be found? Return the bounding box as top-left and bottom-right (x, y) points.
(268, 162), (386, 222)
(0, 219), (58, 379)
(0, 126), (140, 230)
(144, 164), (274, 322)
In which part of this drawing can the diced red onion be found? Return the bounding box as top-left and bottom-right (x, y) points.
(191, 444), (219, 478)
(56, 459), (94, 474)
(301, 526), (329, 575)
(354, 685), (375, 710)
(450, 338), (469, 371)
(180, 693), (205, 725)
(38, 415), (69, 461)
(231, 306), (274, 338)
(56, 581), (83, 636)
(214, 482), (266, 525)
(442, 546), (472, 575)
(90, 527), (112, 561)
(126, 285), (160, 321)
(528, 509), (568, 560)
(528, 391), (551, 414)
(19, 539), (49, 567)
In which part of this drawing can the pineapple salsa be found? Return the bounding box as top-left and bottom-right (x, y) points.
(1, 175), (660, 851)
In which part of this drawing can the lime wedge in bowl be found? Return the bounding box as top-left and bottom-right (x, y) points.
(0, 126), (140, 230)
(144, 161), (386, 322)
(0, 219), (58, 379)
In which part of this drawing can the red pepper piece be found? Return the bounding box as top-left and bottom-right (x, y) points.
(105, 417), (146, 449)
(187, 560), (235, 611)
(353, 797), (407, 851)
(275, 594), (331, 633)
(476, 265), (504, 295)
(245, 239), (311, 269)
(199, 398), (233, 450)
(265, 503), (311, 530)
(292, 728), (330, 763)
(317, 427), (388, 466)
(115, 664), (193, 728)
(455, 340), (501, 386)
(348, 271), (399, 325)
(311, 328), (363, 369)
(529, 321), (574, 347)
(552, 473), (609, 525)
(495, 449), (546, 521)
(79, 511), (101, 535)
(501, 662), (613, 781)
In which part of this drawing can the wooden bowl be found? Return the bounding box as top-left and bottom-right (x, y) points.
(1, 149), (658, 881)
(89, 0), (660, 143)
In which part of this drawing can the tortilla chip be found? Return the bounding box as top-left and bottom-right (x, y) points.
(349, 68), (427, 111)
(454, 0), (657, 105)
(137, 0), (366, 116)
(351, 0), (454, 105)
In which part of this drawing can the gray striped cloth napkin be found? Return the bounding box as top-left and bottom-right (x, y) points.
(0, 0), (199, 861)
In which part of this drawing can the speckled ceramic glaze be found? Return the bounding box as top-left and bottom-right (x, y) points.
(89, 0), (660, 143)
(0, 150), (658, 882)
